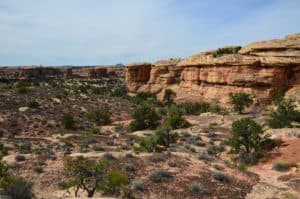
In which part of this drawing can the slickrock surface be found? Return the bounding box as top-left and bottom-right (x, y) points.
(125, 34), (300, 107)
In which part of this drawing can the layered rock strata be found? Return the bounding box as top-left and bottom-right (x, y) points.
(125, 34), (300, 107)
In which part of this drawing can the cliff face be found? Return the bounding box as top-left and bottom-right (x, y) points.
(0, 66), (123, 80)
(125, 34), (300, 107)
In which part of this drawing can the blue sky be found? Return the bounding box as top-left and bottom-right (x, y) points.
(0, 0), (299, 66)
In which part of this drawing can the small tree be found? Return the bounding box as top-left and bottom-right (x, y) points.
(229, 92), (253, 114)
(129, 105), (160, 132)
(59, 157), (108, 198)
(86, 107), (111, 125)
(155, 125), (178, 147)
(229, 118), (265, 164)
(267, 99), (300, 128)
(61, 113), (74, 129)
(164, 105), (190, 129)
(163, 89), (176, 105)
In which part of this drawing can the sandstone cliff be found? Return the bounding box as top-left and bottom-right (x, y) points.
(125, 34), (300, 107)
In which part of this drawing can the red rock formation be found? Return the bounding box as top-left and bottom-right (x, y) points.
(125, 33), (300, 107)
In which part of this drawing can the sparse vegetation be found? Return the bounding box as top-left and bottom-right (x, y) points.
(267, 99), (300, 128)
(213, 46), (241, 58)
(229, 118), (265, 164)
(163, 105), (190, 129)
(26, 100), (39, 109)
(86, 107), (111, 125)
(272, 162), (294, 172)
(163, 89), (176, 105)
(149, 170), (172, 183)
(129, 104), (160, 132)
(189, 181), (207, 196)
(61, 113), (74, 129)
(229, 92), (253, 114)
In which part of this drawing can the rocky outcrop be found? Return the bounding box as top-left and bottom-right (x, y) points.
(125, 33), (300, 107)
(0, 66), (123, 80)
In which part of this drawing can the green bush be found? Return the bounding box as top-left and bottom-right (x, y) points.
(163, 89), (176, 105)
(92, 87), (108, 95)
(111, 86), (127, 97)
(149, 170), (172, 183)
(267, 99), (300, 129)
(103, 171), (129, 194)
(2, 177), (34, 199)
(189, 182), (207, 196)
(61, 113), (74, 129)
(229, 118), (265, 164)
(155, 125), (178, 147)
(229, 92), (253, 114)
(86, 107), (111, 125)
(129, 105), (160, 132)
(59, 157), (108, 198)
(213, 46), (241, 58)
(180, 102), (210, 115)
(16, 86), (29, 94)
(164, 105), (190, 129)
(26, 100), (39, 109)
(272, 162), (294, 172)
(129, 92), (158, 105)
(139, 136), (158, 152)
(0, 144), (8, 158)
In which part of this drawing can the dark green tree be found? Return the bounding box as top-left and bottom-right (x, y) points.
(229, 92), (253, 114)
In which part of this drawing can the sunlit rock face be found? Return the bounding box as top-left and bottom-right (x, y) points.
(125, 34), (300, 107)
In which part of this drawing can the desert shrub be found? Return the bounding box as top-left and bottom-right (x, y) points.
(213, 164), (225, 171)
(87, 128), (100, 136)
(198, 153), (212, 162)
(86, 107), (111, 125)
(103, 171), (129, 194)
(149, 170), (172, 183)
(189, 182), (207, 196)
(272, 90), (285, 105)
(155, 125), (178, 147)
(92, 87), (108, 95)
(2, 177), (34, 199)
(180, 102), (210, 115)
(78, 85), (88, 94)
(0, 144), (8, 158)
(229, 118), (265, 164)
(61, 113), (74, 129)
(16, 86), (29, 94)
(129, 105), (160, 132)
(229, 92), (253, 114)
(15, 155), (26, 162)
(33, 165), (43, 174)
(18, 143), (32, 154)
(148, 154), (166, 163)
(212, 172), (230, 183)
(59, 157), (108, 197)
(272, 162), (293, 172)
(138, 136), (158, 152)
(122, 163), (136, 174)
(26, 100), (39, 109)
(163, 89), (176, 105)
(267, 99), (300, 129)
(103, 152), (115, 161)
(130, 180), (145, 192)
(163, 105), (190, 129)
(168, 161), (178, 167)
(129, 92), (157, 105)
(207, 145), (225, 157)
(0, 158), (8, 178)
(213, 46), (241, 58)
(111, 86), (127, 97)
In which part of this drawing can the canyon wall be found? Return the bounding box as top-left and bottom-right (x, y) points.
(0, 66), (124, 80)
(125, 34), (300, 107)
